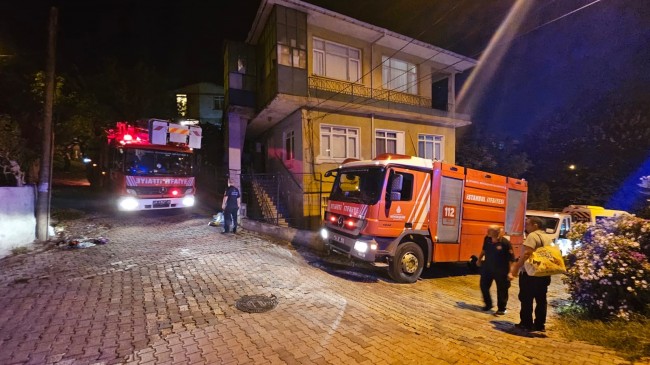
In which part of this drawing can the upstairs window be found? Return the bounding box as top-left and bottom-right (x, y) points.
(382, 56), (417, 94)
(418, 134), (443, 160)
(276, 6), (307, 69)
(313, 38), (361, 82)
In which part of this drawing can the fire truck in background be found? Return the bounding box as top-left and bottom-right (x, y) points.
(88, 119), (202, 211)
(320, 154), (528, 283)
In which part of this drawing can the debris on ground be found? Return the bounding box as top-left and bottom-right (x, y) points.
(60, 236), (109, 249)
(208, 212), (224, 227)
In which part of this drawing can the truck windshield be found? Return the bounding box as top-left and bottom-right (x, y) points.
(330, 167), (386, 205)
(123, 149), (193, 176)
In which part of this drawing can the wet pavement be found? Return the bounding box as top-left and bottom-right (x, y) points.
(0, 204), (638, 365)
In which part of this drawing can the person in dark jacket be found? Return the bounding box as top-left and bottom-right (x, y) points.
(221, 178), (241, 234)
(477, 225), (515, 315)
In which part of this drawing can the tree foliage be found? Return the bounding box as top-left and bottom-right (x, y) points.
(520, 94), (650, 214)
(0, 55), (177, 179)
(456, 125), (532, 178)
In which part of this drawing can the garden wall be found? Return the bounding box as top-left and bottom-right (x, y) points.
(0, 185), (36, 257)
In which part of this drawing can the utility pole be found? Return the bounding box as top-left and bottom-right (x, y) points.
(36, 7), (58, 242)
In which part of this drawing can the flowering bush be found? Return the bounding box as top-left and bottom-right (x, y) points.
(564, 215), (650, 320)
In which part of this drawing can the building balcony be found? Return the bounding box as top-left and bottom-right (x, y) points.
(307, 75), (469, 123)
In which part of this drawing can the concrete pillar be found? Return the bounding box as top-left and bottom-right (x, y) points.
(448, 73), (456, 113)
(226, 112), (247, 192)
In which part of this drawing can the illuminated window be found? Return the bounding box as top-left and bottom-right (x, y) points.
(176, 94), (187, 117)
(418, 134), (443, 160)
(277, 45), (306, 69)
(237, 58), (246, 73)
(382, 56), (417, 94)
(276, 6), (307, 69)
(313, 38), (360, 82)
(320, 125), (358, 160)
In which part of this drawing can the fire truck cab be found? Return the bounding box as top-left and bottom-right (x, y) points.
(320, 154), (528, 283)
(92, 119), (202, 211)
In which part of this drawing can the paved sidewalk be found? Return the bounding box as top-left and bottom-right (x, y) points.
(0, 212), (638, 364)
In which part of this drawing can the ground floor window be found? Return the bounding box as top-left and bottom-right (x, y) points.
(375, 130), (405, 155)
(319, 125), (359, 160)
(418, 134), (443, 160)
(284, 130), (295, 161)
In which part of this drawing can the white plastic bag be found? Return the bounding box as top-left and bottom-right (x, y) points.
(209, 212), (224, 227)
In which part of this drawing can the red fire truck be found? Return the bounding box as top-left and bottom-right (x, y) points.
(90, 119), (202, 211)
(320, 154), (528, 283)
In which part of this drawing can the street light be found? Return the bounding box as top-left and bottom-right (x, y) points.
(568, 164), (576, 170)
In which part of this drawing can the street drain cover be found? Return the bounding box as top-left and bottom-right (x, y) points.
(235, 294), (278, 313)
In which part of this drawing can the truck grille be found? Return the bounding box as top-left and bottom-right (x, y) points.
(328, 240), (351, 254)
(131, 186), (184, 196)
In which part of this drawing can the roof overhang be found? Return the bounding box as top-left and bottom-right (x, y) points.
(248, 0), (477, 72)
(245, 93), (471, 138)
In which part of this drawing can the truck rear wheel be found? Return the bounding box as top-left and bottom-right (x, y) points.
(388, 242), (424, 283)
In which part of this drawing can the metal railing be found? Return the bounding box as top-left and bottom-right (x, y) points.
(308, 75), (433, 108)
(241, 171), (323, 230)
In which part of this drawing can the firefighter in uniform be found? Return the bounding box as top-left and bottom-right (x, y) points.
(222, 178), (241, 234)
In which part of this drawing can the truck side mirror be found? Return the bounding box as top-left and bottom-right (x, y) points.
(324, 169), (336, 178)
(390, 192), (401, 201)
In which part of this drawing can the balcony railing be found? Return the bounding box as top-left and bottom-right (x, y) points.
(308, 75), (433, 108)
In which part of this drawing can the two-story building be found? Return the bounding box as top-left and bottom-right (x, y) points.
(224, 0), (476, 229)
(174, 82), (225, 127)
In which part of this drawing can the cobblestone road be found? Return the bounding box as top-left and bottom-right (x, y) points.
(0, 211), (637, 365)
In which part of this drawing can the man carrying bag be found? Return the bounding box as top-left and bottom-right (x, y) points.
(508, 216), (560, 332)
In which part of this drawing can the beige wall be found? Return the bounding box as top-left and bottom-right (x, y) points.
(266, 110), (304, 174)
(304, 110), (455, 162)
(307, 25), (455, 100)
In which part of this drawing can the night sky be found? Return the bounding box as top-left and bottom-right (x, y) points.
(1, 0), (649, 137)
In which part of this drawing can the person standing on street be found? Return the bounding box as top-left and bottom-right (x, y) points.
(508, 216), (553, 332)
(222, 178), (241, 234)
(477, 225), (515, 315)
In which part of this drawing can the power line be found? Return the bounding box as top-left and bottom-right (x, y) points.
(307, 0), (604, 122)
(305, 1), (463, 114)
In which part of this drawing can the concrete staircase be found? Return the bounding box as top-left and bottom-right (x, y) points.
(251, 179), (289, 227)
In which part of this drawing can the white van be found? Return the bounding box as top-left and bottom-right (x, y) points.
(525, 210), (573, 255)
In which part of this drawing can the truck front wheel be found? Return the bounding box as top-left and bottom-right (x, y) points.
(388, 242), (424, 283)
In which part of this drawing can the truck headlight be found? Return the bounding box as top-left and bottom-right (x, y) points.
(119, 197), (139, 210)
(320, 228), (328, 239)
(182, 195), (195, 207)
(354, 241), (368, 253)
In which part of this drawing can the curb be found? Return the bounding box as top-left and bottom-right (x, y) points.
(241, 218), (325, 252)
